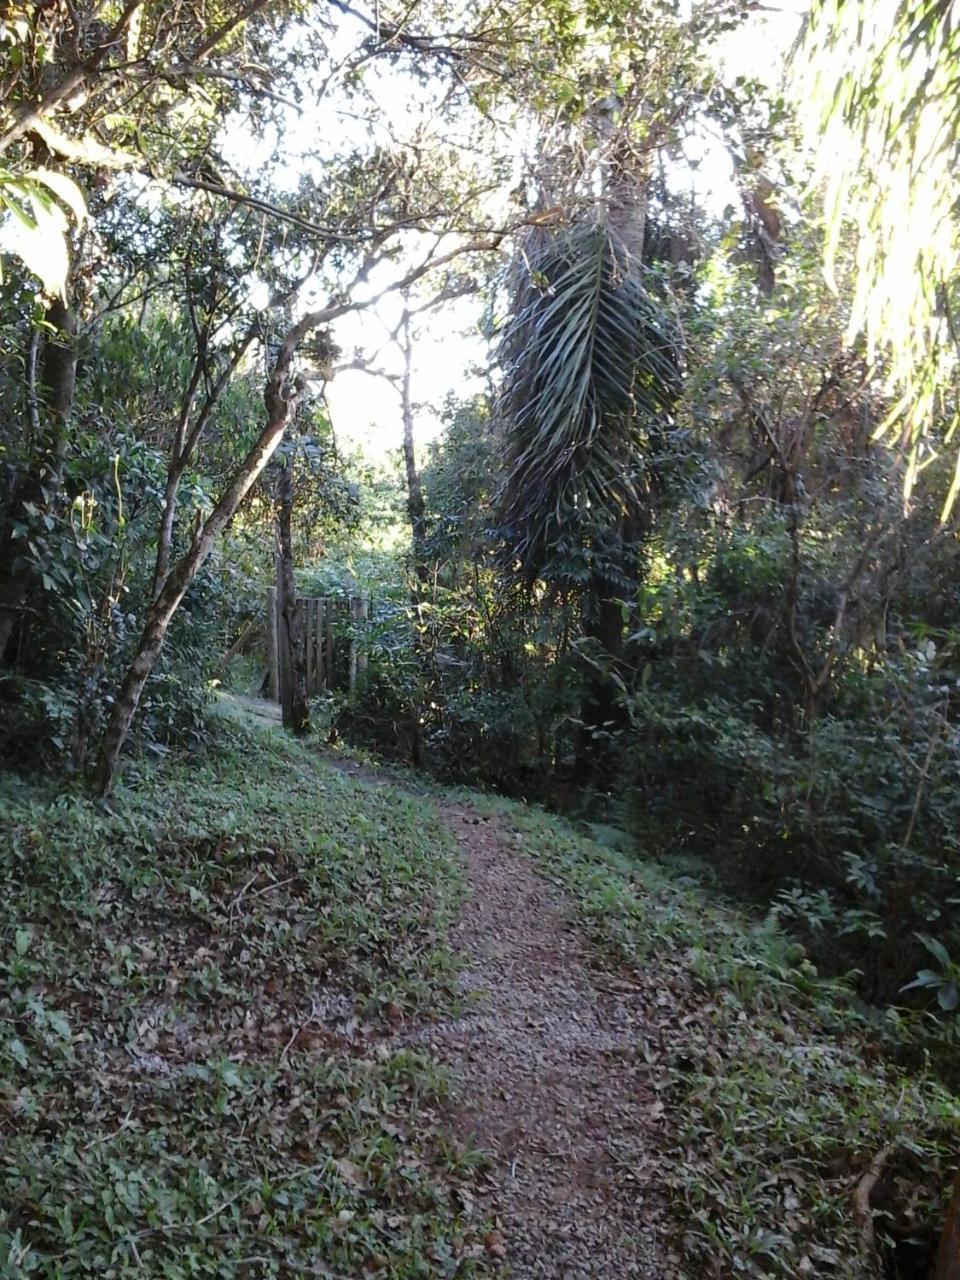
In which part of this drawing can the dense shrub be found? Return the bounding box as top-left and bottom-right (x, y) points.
(618, 663), (960, 1005)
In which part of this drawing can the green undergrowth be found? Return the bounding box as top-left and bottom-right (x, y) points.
(0, 722), (488, 1278)
(463, 792), (959, 1280)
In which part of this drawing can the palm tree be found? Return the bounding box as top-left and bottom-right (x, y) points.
(496, 209), (683, 763)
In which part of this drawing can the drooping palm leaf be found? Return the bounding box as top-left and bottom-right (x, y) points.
(497, 218), (682, 582)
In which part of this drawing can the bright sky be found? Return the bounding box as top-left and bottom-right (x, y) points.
(228, 1), (808, 463)
(327, 1), (807, 460)
(325, 290), (487, 459)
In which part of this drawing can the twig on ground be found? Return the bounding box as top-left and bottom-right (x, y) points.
(854, 1145), (892, 1254)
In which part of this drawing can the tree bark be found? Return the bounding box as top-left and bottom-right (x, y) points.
(276, 459), (309, 734)
(93, 348), (306, 794)
(936, 1167), (960, 1280)
(152, 466), (185, 601)
(400, 310), (428, 586)
(0, 295), (77, 661)
(266, 585), (280, 700)
(575, 574), (625, 781)
(397, 309), (433, 766)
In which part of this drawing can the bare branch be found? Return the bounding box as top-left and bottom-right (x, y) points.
(191, 0), (276, 63)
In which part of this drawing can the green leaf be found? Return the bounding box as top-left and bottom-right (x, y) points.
(28, 167), (87, 227)
(901, 969), (941, 991)
(6, 1037), (28, 1068)
(5, 185), (70, 295)
(0, 187), (37, 229)
(45, 1008), (71, 1039)
(917, 933), (951, 970)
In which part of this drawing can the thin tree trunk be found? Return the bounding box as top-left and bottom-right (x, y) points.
(152, 467), (185, 600)
(575, 574), (625, 780)
(398, 309), (431, 766)
(936, 1167), (960, 1280)
(276, 459), (309, 733)
(151, 322), (256, 599)
(266, 585), (280, 700)
(94, 347), (306, 794)
(400, 310), (428, 586)
(0, 295), (77, 660)
(42, 296), (78, 427)
(213, 614), (262, 674)
(150, 351), (203, 601)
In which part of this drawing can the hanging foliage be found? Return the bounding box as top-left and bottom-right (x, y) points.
(794, 0), (960, 513)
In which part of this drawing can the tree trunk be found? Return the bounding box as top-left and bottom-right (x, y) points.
(936, 1167), (960, 1280)
(398, 310), (431, 766)
(400, 311), (428, 586)
(94, 351), (305, 794)
(276, 459), (309, 734)
(152, 466), (184, 600)
(266, 585), (280, 700)
(0, 295), (77, 660)
(151, 321), (257, 600)
(575, 576), (625, 780)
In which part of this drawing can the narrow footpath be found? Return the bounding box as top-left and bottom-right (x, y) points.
(422, 804), (666, 1278)
(302, 740), (674, 1276)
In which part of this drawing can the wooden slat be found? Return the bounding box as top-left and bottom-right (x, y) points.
(314, 599), (324, 692)
(266, 586), (279, 702)
(304, 597), (314, 695)
(348, 596), (360, 691)
(325, 599), (334, 689)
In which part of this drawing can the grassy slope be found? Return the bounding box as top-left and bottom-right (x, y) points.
(1, 717), (957, 1278)
(0, 724), (485, 1278)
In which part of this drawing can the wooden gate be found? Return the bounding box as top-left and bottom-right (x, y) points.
(264, 589), (368, 703)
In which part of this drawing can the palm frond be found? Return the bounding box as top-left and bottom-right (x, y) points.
(497, 218), (682, 581)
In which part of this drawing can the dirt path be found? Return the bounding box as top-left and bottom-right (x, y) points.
(321, 754), (669, 1275)
(420, 803), (667, 1278)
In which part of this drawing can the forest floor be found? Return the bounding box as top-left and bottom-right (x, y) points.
(0, 704), (954, 1278)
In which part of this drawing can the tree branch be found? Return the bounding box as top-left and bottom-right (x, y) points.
(0, 0), (144, 155)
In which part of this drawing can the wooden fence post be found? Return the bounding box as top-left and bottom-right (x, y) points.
(348, 596), (361, 691)
(325, 599), (334, 689)
(314, 599), (323, 692)
(304, 597), (314, 695)
(266, 586), (279, 701)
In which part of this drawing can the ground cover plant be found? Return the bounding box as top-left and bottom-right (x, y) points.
(0, 718), (489, 1278)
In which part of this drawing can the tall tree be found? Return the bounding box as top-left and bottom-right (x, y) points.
(92, 231), (507, 792)
(497, 213), (682, 761)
